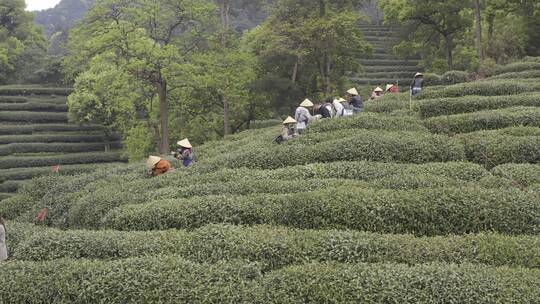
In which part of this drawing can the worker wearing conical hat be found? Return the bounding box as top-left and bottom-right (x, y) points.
(347, 88), (364, 113)
(410, 72), (424, 97)
(370, 87), (384, 100)
(386, 84), (399, 94)
(147, 155), (172, 177)
(295, 98), (314, 134)
(173, 138), (195, 167)
(277, 116), (298, 143)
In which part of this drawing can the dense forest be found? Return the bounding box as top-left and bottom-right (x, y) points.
(1, 0), (539, 158)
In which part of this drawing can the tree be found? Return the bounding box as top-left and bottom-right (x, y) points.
(247, 0), (370, 109)
(473, 0), (484, 63)
(65, 0), (216, 154)
(0, 0), (47, 83)
(380, 0), (471, 69)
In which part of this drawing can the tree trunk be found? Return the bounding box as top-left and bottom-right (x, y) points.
(292, 59), (299, 83)
(444, 34), (454, 69)
(474, 0), (485, 63)
(220, 0), (230, 46)
(222, 94), (231, 135)
(487, 13), (495, 57)
(157, 80), (170, 154)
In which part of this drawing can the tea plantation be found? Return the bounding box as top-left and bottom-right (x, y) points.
(1, 60), (540, 303)
(0, 86), (127, 200)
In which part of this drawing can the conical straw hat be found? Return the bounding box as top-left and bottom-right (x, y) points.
(300, 98), (314, 107)
(414, 72), (423, 78)
(338, 97), (346, 102)
(146, 156), (161, 170)
(283, 116), (297, 125)
(386, 84), (395, 91)
(177, 138), (192, 148)
(374, 87), (383, 92)
(347, 88), (359, 95)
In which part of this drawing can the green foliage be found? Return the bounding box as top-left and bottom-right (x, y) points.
(0, 111), (67, 123)
(0, 142), (122, 157)
(305, 113), (427, 133)
(0, 163), (125, 182)
(492, 62), (540, 75)
(102, 187), (540, 235)
(418, 80), (540, 99)
(459, 130), (540, 167)
(492, 163), (540, 187)
(416, 93), (540, 118)
(0, 123), (104, 135)
(424, 107), (540, 134)
(0, 85), (72, 96)
(0, 152), (127, 169)
(489, 70), (540, 79)
(0, 133), (120, 144)
(7, 223), (540, 270)
(210, 130), (464, 169)
(0, 102), (67, 112)
(124, 124), (155, 161)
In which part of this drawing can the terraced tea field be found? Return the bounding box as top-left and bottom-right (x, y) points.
(0, 59), (539, 302)
(352, 24), (423, 90)
(0, 86), (127, 200)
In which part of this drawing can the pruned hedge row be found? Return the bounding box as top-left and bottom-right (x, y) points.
(102, 187), (540, 236)
(489, 70), (540, 80)
(0, 180), (28, 193)
(0, 152), (127, 169)
(0, 111), (68, 123)
(424, 107), (540, 134)
(459, 131), (540, 167)
(364, 94), (411, 113)
(492, 62), (540, 75)
(248, 119), (282, 129)
(1, 258), (538, 303)
(211, 130), (465, 169)
(0, 133), (120, 144)
(423, 71), (469, 86)
(0, 142), (123, 156)
(416, 93), (540, 118)
(0, 102), (68, 112)
(492, 163), (540, 186)
(0, 193), (13, 201)
(0, 86), (72, 96)
(0, 123), (105, 135)
(0, 96), (27, 103)
(305, 113), (427, 133)
(7, 223), (540, 270)
(0, 163), (125, 182)
(417, 80), (540, 99)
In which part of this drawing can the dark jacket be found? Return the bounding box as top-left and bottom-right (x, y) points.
(320, 104), (332, 118)
(350, 95), (363, 109)
(410, 78), (424, 90)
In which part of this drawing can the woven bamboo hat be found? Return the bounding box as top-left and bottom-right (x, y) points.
(338, 97), (347, 102)
(386, 84), (395, 91)
(300, 98), (314, 107)
(177, 138), (192, 148)
(283, 116), (297, 125)
(374, 87), (383, 92)
(146, 156), (161, 170)
(347, 88), (359, 95)
(414, 72), (424, 78)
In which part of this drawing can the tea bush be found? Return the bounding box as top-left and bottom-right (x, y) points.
(492, 163), (540, 186)
(306, 113), (427, 133)
(492, 62), (540, 75)
(418, 80), (540, 99)
(0, 133), (120, 144)
(0, 142), (123, 156)
(424, 107), (540, 134)
(416, 93), (540, 118)
(7, 223), (539, 269)
(0, 123), (105, 135)
(0, 102), (68, 112)
(102, 187), (540, 236)
(0, 152), (127, 169)
(0, 111), (68, 123)
(214, 130), (465, 169)
(459, 132), (540, 167)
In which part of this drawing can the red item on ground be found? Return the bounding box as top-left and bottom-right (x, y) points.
(389, 85), (399, 93)
(36, 208), (49, 223)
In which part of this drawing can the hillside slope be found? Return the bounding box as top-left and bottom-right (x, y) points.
(0, 85), (127, 200)
(0, 59), (539, 302)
